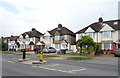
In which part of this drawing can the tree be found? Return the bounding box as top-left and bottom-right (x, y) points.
(78, 35), (100, 55)
(0, 40), (2, 51)
(78, 35), (95, 48)
(0, 40), (8, 50)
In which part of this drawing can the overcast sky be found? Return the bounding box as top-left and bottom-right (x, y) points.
(0, 0), (119, 37)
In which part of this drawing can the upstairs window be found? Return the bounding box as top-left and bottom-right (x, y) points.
(55, 44), (60, 49)
(102, 31), (112, 38)
(86, 32), (95, 39)
(19, 38), (25, 42)
(113, 22), (118, 25)
(45, 36), (50, 40)
(63, 35), (67, 40)
(55, 36), (61, 40)
(26, 38), (30, 41)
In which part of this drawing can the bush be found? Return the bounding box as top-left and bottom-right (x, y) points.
(95, 44), (101, 55)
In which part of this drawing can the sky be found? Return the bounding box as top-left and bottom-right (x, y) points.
(0, 0), (119, 37)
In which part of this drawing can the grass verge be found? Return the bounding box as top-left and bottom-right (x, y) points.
(16, 53), (31, 55)
(38, 55), (59, 58)
(0, 52), (15, 54)
(58, 52), (89, 56)
(67, 57), (93, 60)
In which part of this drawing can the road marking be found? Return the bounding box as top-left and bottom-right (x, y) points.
(51, 64), (59, 66)
(31, 66), (37, 68)
(7, 61), (14, 63)
(38, 66), (77, 74)
(68, 68), (86, 72)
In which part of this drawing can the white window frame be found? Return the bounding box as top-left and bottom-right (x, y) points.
(86, 32), (95, 38)
(113, 22), (118, 25)
(45, 36), (50, 40)
(102, 31), (112, 38)
(26, 38), (30, 42)
(102, 43), (112, 50)
(55, 36), (61, 40)
(63, 35), (67, 40)
(55, 44), (60, 49)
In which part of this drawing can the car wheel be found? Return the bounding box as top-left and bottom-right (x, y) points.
(114, 55), (117, 57)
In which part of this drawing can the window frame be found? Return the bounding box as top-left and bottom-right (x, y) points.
(55, 36), (61, 40)
(102, 31), (112, 38)
(102, 43), (112, 50)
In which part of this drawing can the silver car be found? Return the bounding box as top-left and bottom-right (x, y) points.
(43, 47), (56, 53)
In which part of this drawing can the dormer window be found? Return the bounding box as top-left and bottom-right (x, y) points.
(113, 22), (118, 25)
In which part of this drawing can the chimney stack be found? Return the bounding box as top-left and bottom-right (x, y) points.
(58, 24), (62, 28)
(98, 17), (103, 23)
(31, 28), (36, 31)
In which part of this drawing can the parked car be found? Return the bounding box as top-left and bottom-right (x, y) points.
(114, 52), (120, 57)
(43, 47), (56, 53)
(115, 49), (120, 53)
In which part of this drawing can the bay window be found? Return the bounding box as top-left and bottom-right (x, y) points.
(63, 35), (67, 40)
(26, 44), (30, 48)
(55, 44), (60, 49)
(55, 36), (61, 40)
(86, 32), (95, 38)
(102, 43), (112, 50)
(102, 31), (112, 38)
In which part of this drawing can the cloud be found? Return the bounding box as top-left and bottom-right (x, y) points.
(0, 0), (119, 37)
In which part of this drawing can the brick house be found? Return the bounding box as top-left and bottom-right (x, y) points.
(76, 17), (120, 54)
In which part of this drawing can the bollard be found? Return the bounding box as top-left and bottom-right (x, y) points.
(32, 50), (46, 64)
(21, 49), (26, 59)
(39, 51), (44, 61)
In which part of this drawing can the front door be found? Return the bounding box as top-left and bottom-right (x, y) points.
(31, 45), (34, 50)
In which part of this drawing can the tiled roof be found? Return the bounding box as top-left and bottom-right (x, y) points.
(21, 28), (44, 38)
(9, 36), (19, 41)
(2, 35), (19, 41)
(76, 18), (120, 34)
(2, 37), (10, 40)
(48, 24), (75, 36)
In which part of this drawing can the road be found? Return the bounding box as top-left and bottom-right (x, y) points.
(1, 53), (119, 77)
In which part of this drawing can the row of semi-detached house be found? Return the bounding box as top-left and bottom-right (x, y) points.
(2, 17), (120, 54)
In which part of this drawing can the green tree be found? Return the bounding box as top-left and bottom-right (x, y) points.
(78, 35), (100, 55)
(0, 40), (2, 51)
(1, 40), (8, 50)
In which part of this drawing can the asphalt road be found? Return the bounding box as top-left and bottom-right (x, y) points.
(1, 53), (119, 76)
